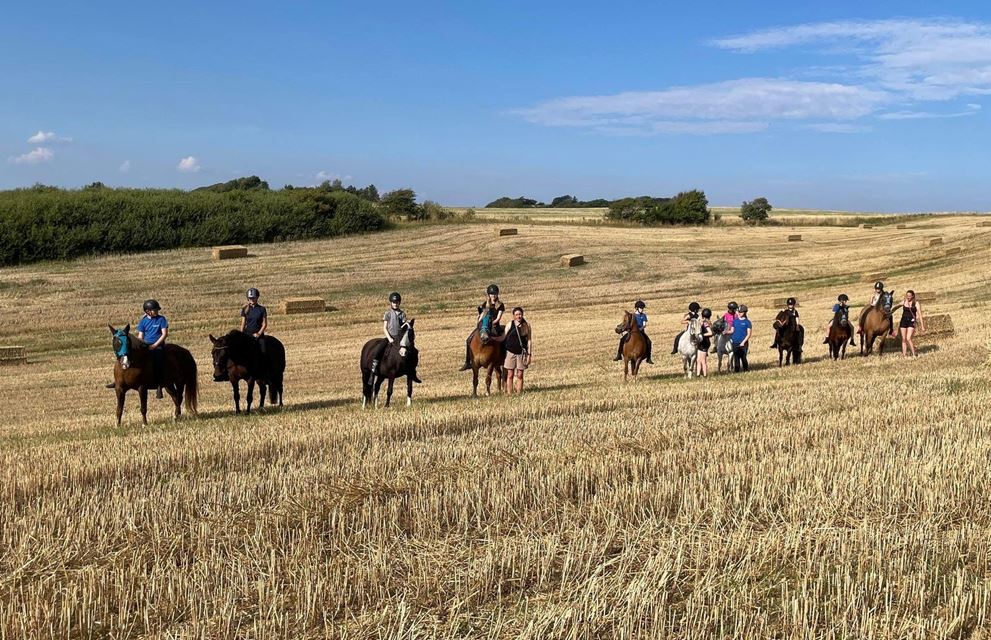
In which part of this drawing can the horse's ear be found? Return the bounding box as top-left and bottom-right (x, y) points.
(123, 324), (130, 334)
(209, 334), (217, 344)
(408, 318), (415, 326)
(108, 324), (116, 334)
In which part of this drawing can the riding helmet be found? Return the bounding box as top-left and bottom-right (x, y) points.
(727, 301), (738, 311)
(246, 288), (260, 300)
(143, 299), (161, 312)
(738, 304), (749, 313)
(389, 291), (402, 304)
(786, 297), (796, 306)
(874, 281), (884, 290)
(838, 293), (849, 302)
(634, 300), (646, 310)
(688, 301), (701, 312)
(701, 308), (712, 318)
(487, 283), (500, 296)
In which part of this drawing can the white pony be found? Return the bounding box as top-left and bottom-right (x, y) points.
(677, 317), (702, 379)
(715, 331), (735, 372)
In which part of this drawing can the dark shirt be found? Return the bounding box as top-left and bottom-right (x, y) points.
(478, 301), (505, 321)
(241, 304), (267, 335)
(504, 320), (530, 355)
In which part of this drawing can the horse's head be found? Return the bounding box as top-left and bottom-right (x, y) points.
(688, 317), (703, 345)
(834, 307), (850, 328)
(398, 319), (416, 358)
(209, 334), (231, 382)
(615, 310), (632, 335)
(109, 324), (132, 369)
(880, 291), (894, 315)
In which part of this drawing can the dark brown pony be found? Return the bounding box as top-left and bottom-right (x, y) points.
(827, 307), (853, 360)
(209, 331), (286, 414)
(859, 290), (896, 356)
(467, 323), (504, 396)
(615, 310), (648, 381)
(772, 310), (804, 366)
(109, 324), (198, 426)
(360, 319), (420, 408)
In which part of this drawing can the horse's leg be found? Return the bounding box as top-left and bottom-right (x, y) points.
(385, 377), (395, 407)
(485, 366), (493, 396)
(472, 366), (479, 397)
(406, 376), (413, 407)
(138, 386), (148, 426)
(373, 376), (385, 408)
(115, 387), (126, 427)
(231, 379), (241, 414)
(163, 384), (181, 420)
(257, 381), (267, 411)
(245, 379), (255, 415)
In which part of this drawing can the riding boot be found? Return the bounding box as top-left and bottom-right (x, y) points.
(105, 382), (115, 389)
(822, 336), (829, 344)
(849, 336), (856, 346)
(458, 336), (472, 371)
(671, 331), (683, 354)
(614, 336), (625, 361)
(645, 336), (654, 364)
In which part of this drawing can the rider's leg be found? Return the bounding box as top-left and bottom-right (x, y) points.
(459, 331), (474, 371)
(671, 331), (684, 354)
(152, 348), (165, 399)
(614, 333), (628, 361)
(370, 340), (388, 380)
(645, 333), (653, 364)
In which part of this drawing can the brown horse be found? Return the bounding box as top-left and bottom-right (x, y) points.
(859, 290), (896, 356)
(109, 324), (198, 426)
(467, 324), (504, 396)
(772, 310), (804, 366)
(827, 307), (853, 360)
(615, 310), (648, 381)
(209, 331), (286, 414)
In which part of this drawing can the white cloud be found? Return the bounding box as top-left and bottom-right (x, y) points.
(802, 122), (872, 133)
(177, 156), (201, 173)
(119, 160), (131, 173)
(315, 170), (352, 182)
(8, 147), (54, 164)
(27, 130), (71, 144)
(877, 108), (980, 120)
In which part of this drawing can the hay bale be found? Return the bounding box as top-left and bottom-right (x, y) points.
(978, 220), (991, 227)
(212, 245), (248, 260)
(925, 314), (954, 335)
(928, 237), (943, 247)
(0, 345), (27, 365)
(498, 228), (518, 237)
(860, 224), (874, 229)
(282, 297), (326, 314)
(945, 246), (962, 255)
(787, 234), (802, 242)
(560, 254), (585, 267)
(772, 298), (800, 307)
(896, 224), (907, 229)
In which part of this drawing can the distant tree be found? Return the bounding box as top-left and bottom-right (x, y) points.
(83, 182), (108, 190)
(195, 175), (269, 193)
(421, 200), (452, 221)
(550, 194), (579, 207)
(741, 197), (772, 224)
(485, 196), (543, 208)
(381, 188), (421, 220)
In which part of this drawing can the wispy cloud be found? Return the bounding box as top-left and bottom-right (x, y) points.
(27, 130), (72, 144)
(8, 147), (54, 164)
(518, 18), (991, 136)
(177, 156), (201, 173)
(119, 160), (131, 173)
(315, 170), (352, 182)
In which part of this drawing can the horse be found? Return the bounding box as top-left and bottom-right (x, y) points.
(466, 321), (505, 397)
(209, 331), (286, 414)
(676, 317), (702, 379)
(858, 290), (896, 356)
(109, 324), (198, 426)
(360, 319), (420, 408)
(772, 310), (804, 366)
(827, 307), (853, 360)
(711, 321), (735, 373)
(615, 310), (648, 382)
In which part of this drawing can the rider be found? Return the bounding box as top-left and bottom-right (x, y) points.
(770, 297), (800, 349)
(614, 300), (653, 364)
(823, 294), (856, 345)
(858, 281), (885, 340)
(137, 299), (168, 399)
(459, 284), (505, 371)
(671, 302), (701, 354)
(240, 288), (268, 355)
(371, 292), (409, 383)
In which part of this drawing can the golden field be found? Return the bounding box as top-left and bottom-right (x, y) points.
(0, 216), (990, 638)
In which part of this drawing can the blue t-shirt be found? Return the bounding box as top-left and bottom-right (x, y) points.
(731, 317), (752, 344)
(634, 311), (648, 329)
(137, 315), (168, 347)
(832, 303), (847, 314)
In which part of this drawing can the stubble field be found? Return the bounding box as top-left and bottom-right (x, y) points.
(1, 217), (989, 638)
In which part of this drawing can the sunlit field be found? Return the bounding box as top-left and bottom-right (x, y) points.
(1, 217), (989, 637)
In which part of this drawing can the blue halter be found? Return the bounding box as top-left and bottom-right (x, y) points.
(114, 329), (130, 358)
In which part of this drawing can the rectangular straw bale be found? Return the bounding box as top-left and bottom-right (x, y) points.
(498, 228), (518, 236)
(928, 237), (943, 247)
(787, 234), (802, 241)
(0, 346), (26, 363)
(945, 246), (962, 255)
(896, 224), (907, 229)
(282, 297), (326, 314)
(211, 245), (248, 260)
(978, 220), (991, 227)
(924, 314), (954, 335)
(560, 254), (584, 267)
(860, 224), (873, 229)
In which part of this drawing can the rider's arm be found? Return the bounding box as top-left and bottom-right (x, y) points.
(258, 313), (267, 337)
(239, 314), (246, 333)
(494, 308), (504, 325)
(681, 313), (690, 327)
(383, 320), (393, 343)
(151, 327), (168, 349)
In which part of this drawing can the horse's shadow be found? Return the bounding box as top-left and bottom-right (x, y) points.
(197, 397), (352, 420)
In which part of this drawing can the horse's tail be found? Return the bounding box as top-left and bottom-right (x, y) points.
(266, 338), (286, 403)
(184, 351), (199, 416)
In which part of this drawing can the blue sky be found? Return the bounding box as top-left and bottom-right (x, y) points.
(3, 1), (991, 210)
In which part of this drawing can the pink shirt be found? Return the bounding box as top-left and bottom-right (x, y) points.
(722, 312), (736, 327)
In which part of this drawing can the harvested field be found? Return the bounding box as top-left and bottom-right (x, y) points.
(0, 217), (989, 637)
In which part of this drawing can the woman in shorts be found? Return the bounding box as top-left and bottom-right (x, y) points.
(899, 289), (925, 357)
(503, 306), (532, 395)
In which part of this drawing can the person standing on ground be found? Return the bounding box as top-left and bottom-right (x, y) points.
(899, 290), (925, 357)
(503, 307), (532, 395)
(731, 304), (753, 373)
(695, 308), (714, 377)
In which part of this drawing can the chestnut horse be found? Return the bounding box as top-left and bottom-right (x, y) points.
(827, 307), (853, 360)
(772, 310), (804, 366)
(467, 323), (504, 396)
(859, 290), (896, 356)
(615, 310), (648, 382)
(109, 324), (198, 426)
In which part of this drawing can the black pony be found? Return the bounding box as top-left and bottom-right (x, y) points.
(360, 319), (420, 408)
(827, 307), (854, 360)
(772, 310), (804, 366)
(209, 331), (285, 414)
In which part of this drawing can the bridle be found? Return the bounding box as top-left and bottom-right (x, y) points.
(113, 330), (131, 369)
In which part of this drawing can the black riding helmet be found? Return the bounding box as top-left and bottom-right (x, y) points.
(246, 288), (260, 300)
(634, 300), (646, 310)
(786, 297), (796, 306)
(838, 293), (849, 302)
(688, 301), (701, 313)
(487, 284), (500, 296)
(143, 299), (161, 312)
(701, 308), (712, 318)
(389, 291), (402, 304)
(727, 301), (738, 311)
(874, 281), (885, 291)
